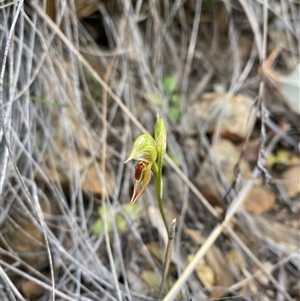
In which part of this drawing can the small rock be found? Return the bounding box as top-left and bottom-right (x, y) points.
(181, 92), (256, 140)
(20, 280), (44, 299)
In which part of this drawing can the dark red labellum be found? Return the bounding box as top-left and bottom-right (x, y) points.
(135, 162), (145, 181)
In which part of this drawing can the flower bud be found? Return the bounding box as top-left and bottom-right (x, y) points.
(154, 115), (167, 156)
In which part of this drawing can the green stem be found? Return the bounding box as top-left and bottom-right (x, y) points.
(158, 180), (169, 235)
(152, 159), (169, 235)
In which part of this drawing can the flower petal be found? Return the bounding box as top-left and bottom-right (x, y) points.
(124, 134), (157, 164)
(130, 162), (152, 204)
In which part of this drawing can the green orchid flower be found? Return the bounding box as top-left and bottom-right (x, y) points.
(125, 115), (169, 233)
(125, 115), (172, 294)
(124, 134), (157, 204)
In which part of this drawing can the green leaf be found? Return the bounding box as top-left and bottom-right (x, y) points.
(98, 206), (110, 218)
(169, 94), (181, 123)
(170, 93), (181, 105)
(267, 150), (300, 166)
(162, 76), (178, 93)
(92, 219), (104, 235)
(123, 203), (142, 219)
(92, 217), (114, 235)
(116, 215), (127, 232)
(93, 204), (143, 235)
(169, 107), (181, 123)
(93, 206), (114, 235)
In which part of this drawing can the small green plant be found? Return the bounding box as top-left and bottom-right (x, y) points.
(162, 75), (178, 93)
(125, 115), (175, 297)
(162, 75), (181, 123)
(92, 203), (142, 235)
(153, 76), (182, 124)
(124, 114), (169, 234)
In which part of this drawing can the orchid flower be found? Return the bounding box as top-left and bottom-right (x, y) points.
(124, 134), (157, 204)
(125, 116), (173, 292)
(125, 115), (169, 233)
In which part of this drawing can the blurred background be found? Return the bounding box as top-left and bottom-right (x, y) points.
(0, 0), (299, 300)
